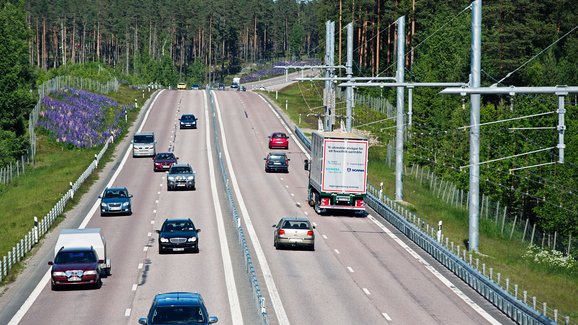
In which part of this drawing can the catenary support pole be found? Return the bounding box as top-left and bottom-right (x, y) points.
(346, 23), (354, 132)
(395, 16), (406, 201)
(469, 0), (482, 252)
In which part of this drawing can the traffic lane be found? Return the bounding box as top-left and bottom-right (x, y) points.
(16, 92), (179, 324)
(215, 91), (389, 324)
(128, 89), (233, 324)
(218, 91), (505, 324)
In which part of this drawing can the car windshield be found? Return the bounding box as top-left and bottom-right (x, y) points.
(156, 153), (175, 160)
(163, 221), (195, 232)
(181, 115), (195, 121)
(104, 189), (128, 198)
(170, 167), (192, 174)
(134, 135), (154, 143)
(55, 250), (97, 264)
(151, 306), (204, 324)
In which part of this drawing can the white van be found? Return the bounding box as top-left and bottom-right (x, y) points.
(132, 131), (156, 157)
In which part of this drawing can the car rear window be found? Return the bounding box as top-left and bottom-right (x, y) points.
(283, 221), (310, 229)
(272, 133), (287, 138)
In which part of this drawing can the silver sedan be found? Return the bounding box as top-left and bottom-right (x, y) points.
(273, 217), (315, 250)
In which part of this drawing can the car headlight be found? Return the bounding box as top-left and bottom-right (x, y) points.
(122, 202), (130, 207)
(160, 238), (169, 243)
(187, 176), (195, 180)
(84, 270), (97, 275)
(168, 176), (175, 181)
(52, 271), (66, 276)
(188, 237), (197, 242)
(101, 203), (107, 207)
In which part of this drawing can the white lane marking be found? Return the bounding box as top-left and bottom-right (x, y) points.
(347, 266), (354, 273)
(363, 288), (371, 295)
(155, 200), (159, 204)
(143, 246), (148, 252)
(207, 91), (243, 324)
(150, 220), (155, 225)
(290, 193), (294, 197)
(334, 249), (340, 255)
(258, 95), (310, 160)
(147, 232), (151, 237)
(132, 284), (138, 291)
(125, 308), (131, 317)
(322, 234), (327, 240)
(138, 263), (143, 270)
(214, 94), (289, 325)
(8, 91), (165, 324)
(382, 313), (392, 321)
(367, 214), (501, 325)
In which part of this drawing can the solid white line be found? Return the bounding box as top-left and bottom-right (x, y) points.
(124, 308), (131, 317)
(347, 266), (354, 273)
(367, 214), (501, 325)
(382, 312), (392, 321)
(132, 284), (138, 291)
(206, 91), (243, 324)
(7, 91), (165, 325)
(214, 94), (290, 325)
(362, 288), (371, 295)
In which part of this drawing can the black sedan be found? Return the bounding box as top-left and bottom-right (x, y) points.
(157, 218), (201, 253)
(179, 114), (198, 129)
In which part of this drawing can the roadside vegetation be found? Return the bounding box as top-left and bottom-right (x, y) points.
(268, 81), (578, 320)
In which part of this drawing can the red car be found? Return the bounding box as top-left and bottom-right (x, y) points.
(268, 132), (289, 149)
(153, 152), (178, 172)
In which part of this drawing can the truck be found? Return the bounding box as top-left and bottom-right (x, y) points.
(231, 77), (241, 89)
(48, 228), (111, 290)
(304, 131), (369, 214)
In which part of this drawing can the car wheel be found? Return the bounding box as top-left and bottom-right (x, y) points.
(95, 277), (102, 289)
(127, 209), (132, 216)
(51, 282), (58, 291)
(194, 247), (200, 253)
(309, 244), (315, 251)
(192, 185), (196, 191)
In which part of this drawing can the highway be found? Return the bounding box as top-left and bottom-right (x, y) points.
(0, 86), (513, 324)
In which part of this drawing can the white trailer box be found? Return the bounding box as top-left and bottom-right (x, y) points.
(310, 131), (368, 194)
(306, 131), (368, 213)
(55, 228), (111, 274)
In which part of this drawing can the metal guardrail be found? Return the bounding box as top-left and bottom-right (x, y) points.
(294, 124), (556, 325)
(0, 135), (114, 283)
(207, 88), (269, 324)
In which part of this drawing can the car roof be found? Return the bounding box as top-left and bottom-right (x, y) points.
(163, 218), (193, 223)
(280, 216), (310, 222)
(171, 163), (191, 168)
(135, 131), (154, 136)
(153, 292), (203, 306)
(105, 187), (128, 191)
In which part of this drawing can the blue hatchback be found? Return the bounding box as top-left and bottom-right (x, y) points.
(99, 187), (132, 216)
(139, 292), (218, 325)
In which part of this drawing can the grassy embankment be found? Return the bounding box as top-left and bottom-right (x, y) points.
(267, 81), (578, 319)
(0, 85), (152, 284)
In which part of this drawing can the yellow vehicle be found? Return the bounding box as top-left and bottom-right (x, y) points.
(177, 82), (187, 90)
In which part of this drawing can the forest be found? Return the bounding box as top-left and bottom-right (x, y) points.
(1, 0), (576, 235)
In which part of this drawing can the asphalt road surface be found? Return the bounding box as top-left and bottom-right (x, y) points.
(0, 86), (514, 325)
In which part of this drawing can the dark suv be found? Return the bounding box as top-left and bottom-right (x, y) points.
(48, 247), (103, 290)
(167, 163), (196, 190)
(264, 152), (290, 173)
(139, 292), (218, 324)
(99, 187), (133, 216)
(157, 218), (201, 253)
